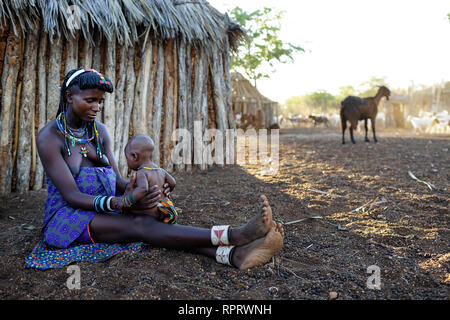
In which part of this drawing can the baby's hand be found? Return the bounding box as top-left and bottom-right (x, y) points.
(163, 183), (171, 197)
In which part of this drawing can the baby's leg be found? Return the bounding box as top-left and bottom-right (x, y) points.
(134, 206), (163, 220)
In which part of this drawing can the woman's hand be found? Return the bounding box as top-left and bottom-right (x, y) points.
(131, 185), (162, 210)
(124, 173), (137, 194)
(119, 174), (162, 213)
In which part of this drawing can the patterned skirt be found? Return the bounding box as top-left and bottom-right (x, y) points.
(25, 166), (146, 270)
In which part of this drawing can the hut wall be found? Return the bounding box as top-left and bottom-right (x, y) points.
(0, 24), (233, 194)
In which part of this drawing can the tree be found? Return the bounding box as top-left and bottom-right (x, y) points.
(229, 7), (304, 87)
(283, 90), (338, 115)
(304, 90), (337, 113)
(336, 85), (357, 102)
(358, 76), (388, 97)
(283, 96), (306, 115)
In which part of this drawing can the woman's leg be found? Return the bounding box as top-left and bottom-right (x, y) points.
(89, 214), (213, 248)
(89, 195), (275, 249)
(191, 222), (285, 270)
(88, 195), (284, 270)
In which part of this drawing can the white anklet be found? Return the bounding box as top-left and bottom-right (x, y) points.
(215, 245), (236, 267)
(211, 225), (231, 246)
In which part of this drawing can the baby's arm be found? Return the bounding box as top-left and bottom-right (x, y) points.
(131, 170), (149, 203)
(164, 170), (176, 192)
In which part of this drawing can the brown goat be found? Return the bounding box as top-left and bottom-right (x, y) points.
(340, 86), (390, 144)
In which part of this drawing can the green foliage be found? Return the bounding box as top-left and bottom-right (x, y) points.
(283, 90), (338, 115)
(335, 85), (357, 103)
(229, 6), (304, 87)
(358, 76), (388, 97)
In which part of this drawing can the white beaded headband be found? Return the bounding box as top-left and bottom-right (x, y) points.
(65, 68), (110, 88)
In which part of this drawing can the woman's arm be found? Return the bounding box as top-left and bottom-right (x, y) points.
(37, 125), (97, 210)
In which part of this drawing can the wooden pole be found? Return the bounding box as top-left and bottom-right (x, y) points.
(210, 46), (228, 132)
(46, 36), (62, 122)
(152, 41), (165, 167)
(119, 46), (136, 178)
(114, 44), (127, 162)
(202, 56), (210, 169)
(146, 38), (158, 136)
(0, 28), (21, 194)
(192, 47), (205, 169)
(16, 29), (39, 192)
(162, 39), (175, 171)
(33, 31), (47, 190)
(79, 38), (92, 68)
(222, 39), (235, 131)
(65, 31), (79, 72)
(172, 40), (178, 166)
(134, 31), (153, 136)
(11, 34), (25, 191)
(103, 38), (116, 144)
(176, 39), (187, 171)
(91, 35), (102, 73)
(185, 43), (193, 172)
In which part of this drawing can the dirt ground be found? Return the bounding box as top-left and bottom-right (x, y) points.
(0, 126), (449, 300)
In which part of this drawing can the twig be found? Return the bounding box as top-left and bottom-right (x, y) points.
(308, 188), (345, 197)
(277, 264), (320, 283)
(350, 199), (375, 213)
(283, 215), (347, 231)
(408, 170), (435, 190)
(277, 264), (308, 281)
(281, 257), (312, 267)
(350, 198), (388, 213)
(283, 215), (323, 225)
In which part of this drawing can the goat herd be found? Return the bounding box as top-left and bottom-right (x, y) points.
(278, 86), (450, 144)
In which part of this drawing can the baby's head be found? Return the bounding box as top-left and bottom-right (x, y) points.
(124, 134), (155, 170)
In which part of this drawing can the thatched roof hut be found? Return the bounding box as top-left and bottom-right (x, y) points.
(231, 72), (278, 130)
(0, 0), (245, 194)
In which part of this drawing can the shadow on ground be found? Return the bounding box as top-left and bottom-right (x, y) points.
(0, 127), (448, 299)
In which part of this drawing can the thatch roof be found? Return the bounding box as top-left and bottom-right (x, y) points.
(231, 72), (276, 104)
(0, 0), (245, 49)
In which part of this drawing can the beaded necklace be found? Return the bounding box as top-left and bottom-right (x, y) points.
(138, 166), (160, 171)
(56, 111), (103, 158)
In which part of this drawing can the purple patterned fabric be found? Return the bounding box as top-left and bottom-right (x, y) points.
(42, 166), (116, 249)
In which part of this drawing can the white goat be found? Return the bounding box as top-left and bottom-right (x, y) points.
(328, 113), (341, 128)
(431, 110), (450, 133)
(407, 115), (436, 134)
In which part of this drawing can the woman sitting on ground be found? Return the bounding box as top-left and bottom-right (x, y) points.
(28, 68), (284, 270)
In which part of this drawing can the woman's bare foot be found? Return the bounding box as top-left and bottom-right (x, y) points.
(229, 195), (274, 246)
(231, 222), (284, 270)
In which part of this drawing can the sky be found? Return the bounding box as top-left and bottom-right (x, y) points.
(208, 0), (450, 103)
